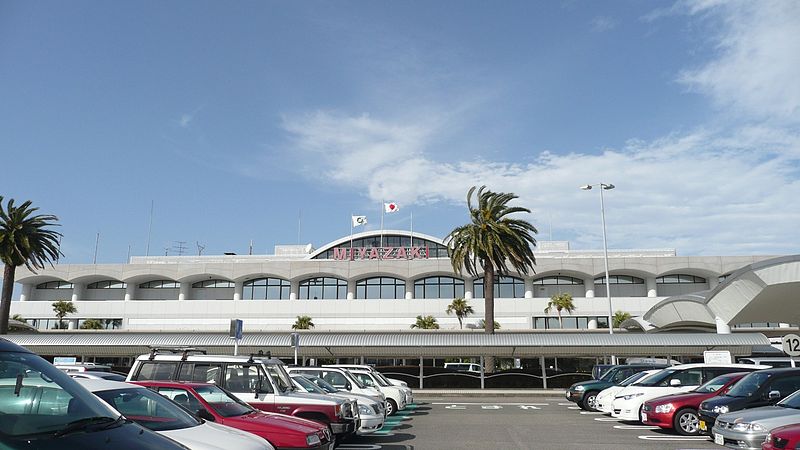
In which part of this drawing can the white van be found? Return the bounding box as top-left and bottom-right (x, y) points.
(444, 363), (481, 374)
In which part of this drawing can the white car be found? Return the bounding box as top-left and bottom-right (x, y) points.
(596, 370), (662, 415)
(291, 374), (385, 435)
(338, 367), (408, 416)
(330, 364), (414, 406)
(610, 363), (769, 422)
(76, 378), (274, 450)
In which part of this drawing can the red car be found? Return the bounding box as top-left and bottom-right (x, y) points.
(642, 372), (748, 435)
(134, 381), (333, 450)
(763, 423), (800, 450)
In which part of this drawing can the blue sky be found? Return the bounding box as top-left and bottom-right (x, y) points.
(1, 0), (799, 266)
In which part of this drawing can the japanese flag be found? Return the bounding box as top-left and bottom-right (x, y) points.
(352, 215), (368, 227)
(384, 202), (400, 213)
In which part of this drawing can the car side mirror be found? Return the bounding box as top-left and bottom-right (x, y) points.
(768, 390), (781, 400)
(345, 381), (352, 391)
(670, 379), (682, 387)
(197, 409), (215, 422)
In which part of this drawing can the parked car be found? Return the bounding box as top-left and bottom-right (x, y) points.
(332, 367), (408, 416)
(127, 348), (358, 441)
(0, 338), (189, 450)
(444, 363), (482, 374)
(712, 389), (800, 449)
(68, 371), (127, 381)
(135, 380), (334, 450)
(287, 366), (386, 404)
(596, 370), (662, 415)
(55, 362), (113, 373)
(699, 368), (800, 435)
(642, 372), (749, 435)
(76, 378), (274, 450)
(329, 365), (414, 406)
(763, 423), (800, 450)
(291, 375), (384, 435)
(300, 373), (387, 418)
(610, 363), (768, 422)
(567, 364), (668, 410)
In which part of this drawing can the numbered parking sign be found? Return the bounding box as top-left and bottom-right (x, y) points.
(782, 334), (800, 357)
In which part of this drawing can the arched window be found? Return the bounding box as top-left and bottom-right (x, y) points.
(191, 280), (235, 288)
(413, 276), (465, 299)
(656, 274), (709, 296)
(593, 275), (645, 285)
(139, 280), (180, 289)
(299, 277), (347, 299)
(532, 276), (583, 285)
(473, 276), (525, 299)
(656, 274), (707, 284)
(531, 276), (585, 298)
(356, 277), (405, 299)
(36, 281), (73, 289)
(593, 275), (646, 297)
(87, 280), (127, 289)
(243, 278), (290, 300)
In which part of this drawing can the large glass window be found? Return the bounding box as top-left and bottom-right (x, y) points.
(593, 275), (646, 297)
(355, 277), (405, 299)
(414, 276), (465, 299)
(656, 274), (709, 296)
(87, 280), (127, 289)
(243, 278), (290, 300)
(138, 280), (180, 289)
(191, 280), (234, 288)
(299, 277), (347, 299)
(532, 276), (585, 298)
(36, 281), (73, 289)
(473, 276), (525, 299)
(532, 315), (609, 329)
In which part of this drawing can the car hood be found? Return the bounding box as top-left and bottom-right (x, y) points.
(160, 421), (271, 450)
(719, 406), (800, 426)
(225, 410), (325, 434)
(571, 380), (614, 391)
(701, 394), (751, 411)
(598, 386), (625, 399)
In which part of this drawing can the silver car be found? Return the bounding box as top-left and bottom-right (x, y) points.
(712, 389), (800, 449)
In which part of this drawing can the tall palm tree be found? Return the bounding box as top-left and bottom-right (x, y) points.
(544, 292), (576, 329)
(447, 186), (537, 336)
(613, 311), (632, 329)
(446, 297), (474, 329)
(52, 300), (77, 329)
(477, 319), (501, 330)
(0, 197), (63, 334)
(292, 315), (314, 330)
(410, 315), (440, 329)
(80, 318), (104, 330)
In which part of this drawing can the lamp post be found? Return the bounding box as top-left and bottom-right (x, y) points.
(580, 183), (616, 364)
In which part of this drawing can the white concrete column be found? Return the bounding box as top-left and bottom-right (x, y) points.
(71, 283), (84, 302)
(524, 277), (533, 299)
(68, 319), (77, 330)
(124, 283), (136, 301)
(233, 281), (243, 301)
(347, 280), (356, 300)
(715, 316), (731, 334)
(19, 284), (33, 302)
(584, 277), (595, 298)
(464, 278), (473, 299)
(290, 280), (299, 300)
(405, 279), (414, 299)
(646, 277), (657, 297)
(178, 282), (190, 301)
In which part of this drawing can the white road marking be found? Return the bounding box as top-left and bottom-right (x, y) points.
(567, 406), (581, 409)
(558, 402), (573, 406)
(613, 425), (659, 430)
(431, 402), (549, 406)
(638, 435), (711, 441)
(481, 405), (503, 410)
(579, 411), (603, 414)
(444, 405), (466, 409)
(594, 417), (621, 422)
(519, 405), (540, 410)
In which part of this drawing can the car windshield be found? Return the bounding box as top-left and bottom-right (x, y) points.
(306, 375), (339, 393)
(694, 374), (740, 394)
(265, 364), (293, 393)
(365, 372), (389, 387)
(619, 371), (650, 386)
(374, 371), (392, 386)
(726, 372), (772, 398)
(94, 388), (201, 432)
(292, 375), (327, 394)
(194, 385), (255, 417)
(342, 370), (367, 389)
(777, 390), (800, 409)
(0, 351), (120, 439)
(635, 369), (674, 387)
(598, 368), (619, 382)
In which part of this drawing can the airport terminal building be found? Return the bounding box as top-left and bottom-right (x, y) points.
(9, 230), (789, 333)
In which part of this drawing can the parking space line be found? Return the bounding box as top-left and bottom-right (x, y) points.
(613, 425), (659, 430)
(638, 435), (711, 441)
(430, 402), (549, 406)
(557, 402), (573, 406)
(593, 417), (620, 421)
(578, 411), (602, 414)
(567, 406), (581, 409)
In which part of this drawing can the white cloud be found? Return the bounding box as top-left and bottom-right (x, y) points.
(677, 0), (800, 122)
(590, 16), (617, 32)
(179, 114), (193, 128)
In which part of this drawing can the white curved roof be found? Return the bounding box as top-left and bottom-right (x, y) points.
(308, 229), (446, 259)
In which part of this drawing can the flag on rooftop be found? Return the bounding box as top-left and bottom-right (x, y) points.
(352, 215), (368, 227)
(384, 202), (399, 213)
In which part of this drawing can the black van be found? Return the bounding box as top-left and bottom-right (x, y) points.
(0, 338), (188, 450)
(698, 367), (800, 434)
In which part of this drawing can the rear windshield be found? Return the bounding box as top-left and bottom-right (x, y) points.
(726, 372), (772, 397)
(695, 374), (740, 394)
(94, 388), (200, 432)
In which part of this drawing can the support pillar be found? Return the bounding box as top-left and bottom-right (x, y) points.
(233, 281), (243, 300)
(524, 277), (533, 299)
(584, 277), (595, 298)
(419, 358), (424, 390)
(464, 279), (473, 300)
(715, 317), (731, 334)
(646, 277), (657, 297)
(178, 282), (189, 301)
(405, 279), (414, 299)
(480, 356), (485, 389)
(19, 284), (33, 302)
(540, 356), (548, 389)
(124, 283), (136, 301)
(290, 280), (299, 300)
(347, 280), (356, 300)
(71, 283), (84, 302)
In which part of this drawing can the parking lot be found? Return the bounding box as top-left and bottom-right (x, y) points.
(338, 396), (723, 450)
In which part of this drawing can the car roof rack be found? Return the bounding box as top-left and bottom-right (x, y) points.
(148, 346), (207, 361)
(247, 350), (272, 363)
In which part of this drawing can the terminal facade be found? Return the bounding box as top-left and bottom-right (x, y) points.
(8, 230), (785, 333)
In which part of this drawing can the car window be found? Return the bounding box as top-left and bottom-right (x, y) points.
(95, 388), (201, 432)
(694, 374), (740, 393)
(225, 364), (271, 393)
(769, 376), (800, 398)
(353, 372), (376, 387)
(134, 362), (178, 381)
(157, 387), (205, 414)
(177, 363), (222, 384)
(727, 372), (772, 397)
(704, 367), (748, 381)
(612, 369), (634, 383)
(322, 370), (349, 389)
(193, 385), (254, 418)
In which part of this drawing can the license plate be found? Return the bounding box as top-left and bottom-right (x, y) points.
(699, 420), (706, 431)
(641, 413), (647, 422)
(714, 433), (724, 445)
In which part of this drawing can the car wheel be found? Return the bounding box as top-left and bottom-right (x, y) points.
(674, 408), (700, 436)
(386, 398), (398, 416)
(579, 391), (599, 411)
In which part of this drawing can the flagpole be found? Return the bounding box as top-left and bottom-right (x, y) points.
(349, 212), (354, 258)
(410, 211), (414, 248)
(380, 199), (385, 247)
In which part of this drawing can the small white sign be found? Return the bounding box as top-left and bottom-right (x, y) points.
(782, 334), (800, 357)
(703, 350), (732, 365)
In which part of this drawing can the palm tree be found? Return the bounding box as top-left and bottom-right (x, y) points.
(80, 318), (104, 330)
(613, 311), (632, 329)
(52, 300), (76, 329)
(0, 197), (63, 334)
(292, 315), (314, 330)
(544, 292), (576, 329)
(11, 314), (24, 322)
(447, 186), (537, 371)
(411, 315), (440, 329)
(477, 319), (501, 330)
(446, 297), (474, 329)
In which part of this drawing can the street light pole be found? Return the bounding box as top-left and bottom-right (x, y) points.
(581, 183), (616, 364)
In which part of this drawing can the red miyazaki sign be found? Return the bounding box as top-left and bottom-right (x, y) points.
(333, 246), (430, 260)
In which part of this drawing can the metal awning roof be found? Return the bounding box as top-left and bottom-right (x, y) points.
(4, 331), (770, 358)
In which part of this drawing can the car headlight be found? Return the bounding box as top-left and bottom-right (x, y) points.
(732, 422), (766, 433)
(654, 403), (674, 414)
(306, 434), (322, 446)
(764, 433), (772, 444)
(712, 405), (729, 414)
(335, 404), (343, 417)
(359, 404), (373, 415)
(574, 385), (586, 392)
(620, 392), (645, 401)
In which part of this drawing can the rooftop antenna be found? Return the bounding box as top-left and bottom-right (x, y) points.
(196, 241), (206, 256)
(249, 240), (253, 255)
(93, 232), (100, 264)
(171, 241), (187, 256)
(297, 209), (302, 244)
(127, 244), (131, 262)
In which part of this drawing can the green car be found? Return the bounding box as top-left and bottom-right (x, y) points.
(567, 364), (667, 411)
